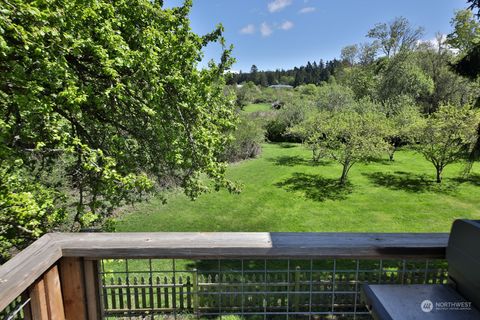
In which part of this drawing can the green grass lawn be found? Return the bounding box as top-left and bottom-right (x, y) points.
(243, 103), (271, 113)
(116, 143), (480, 233)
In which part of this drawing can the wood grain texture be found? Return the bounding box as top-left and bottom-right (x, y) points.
(43, 265), (65, 320)
(59, 258), (87, 320)
(56, 232), (449, 259)
(83, 260), (101, 320)
(29, 279), (48, 320)
(0, 234), (62, 312)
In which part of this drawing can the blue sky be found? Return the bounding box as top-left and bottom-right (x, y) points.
(165, 0), (469, 72)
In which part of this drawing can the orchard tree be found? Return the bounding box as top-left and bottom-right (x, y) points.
(315, 84), (356, 112)
(417, 106), (479, 183)
(299, 109), (389, 185)
(384, 101), (423, 161)
(289, 111), (330, 162)
(0, 0), (237, 259)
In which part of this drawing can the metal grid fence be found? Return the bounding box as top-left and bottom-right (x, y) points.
(0, 295), (30, 320)
(99, 258), (449, 320)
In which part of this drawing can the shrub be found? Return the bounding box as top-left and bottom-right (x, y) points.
(265, 102), (312, 142)
(223, 116), (265, 162)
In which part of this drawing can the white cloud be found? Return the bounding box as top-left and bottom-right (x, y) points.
(240, 24), (256, 35)
(225, 69), (240, 74)
(268, 0), (292, 13)
(417, 34), (460, 54)
(279, 20), (294, 31)
(260, 22), (273, 37)
(299, 7), (316, 14)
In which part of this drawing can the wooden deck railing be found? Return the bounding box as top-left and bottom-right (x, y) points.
(0, 232), (449, 319)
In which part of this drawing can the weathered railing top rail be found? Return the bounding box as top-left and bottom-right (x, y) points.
(0, 232), (449, 311)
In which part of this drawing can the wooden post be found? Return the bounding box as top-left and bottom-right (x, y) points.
(29, 279), (49, 320)
(83, 260), (101, 320)
(43, 265), (65, 319)
(29, 265), (66, 320)
(59, 258), (87, 320)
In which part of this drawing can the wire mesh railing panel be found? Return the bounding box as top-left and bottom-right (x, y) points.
(99, 258), (448, 320)
(0, 294), (30, 320)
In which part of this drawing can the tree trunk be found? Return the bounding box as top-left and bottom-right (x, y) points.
(388, 143), (397, 161)
(340, 162), (350, 185)
(436, 167), (443, 183)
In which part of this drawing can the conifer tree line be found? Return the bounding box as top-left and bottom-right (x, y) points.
(226, 60), (343, 87)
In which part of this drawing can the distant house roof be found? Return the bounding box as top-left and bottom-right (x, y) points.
(269, 84), (293, 89)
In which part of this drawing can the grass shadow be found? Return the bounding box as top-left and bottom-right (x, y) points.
(452, 173), (480, 187)
(275, 172), (352, 202)
(277, 143), (297, 149)
(267, 155), (330, 167)
(367, 158), (394, 165)
(364, 171), (459, 194)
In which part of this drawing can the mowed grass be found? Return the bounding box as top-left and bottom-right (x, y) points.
(116, 143), (480, 233)
(243, 103), (271, 113)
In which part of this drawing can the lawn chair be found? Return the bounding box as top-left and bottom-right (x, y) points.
(362, 219), (480, 319)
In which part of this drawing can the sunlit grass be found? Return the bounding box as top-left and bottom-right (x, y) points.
(116, 143), (480, 233)
(243, 103), (271, 113)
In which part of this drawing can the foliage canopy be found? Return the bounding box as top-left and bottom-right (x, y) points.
(0, 0), (236, 259)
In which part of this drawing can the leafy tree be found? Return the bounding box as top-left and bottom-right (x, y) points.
(384, 100), (423, 161)
(222, 115), (264, 162)
(316, 84), (356, 111)
(235, 82), (260, 107)
(449, 7), (480, 80)
(469, 0), (480, 17)
(447, 9), (480, 52)
(297, 84), (319, 96)
(297, 109), (389, 185)
(367, 17), (424, 57)
(337, 66), (377, 100)
(265, 100), (311, 142)
(451, 2), (480, 170)
(0, 0), (237, 256)
(377, 52), (434, 104)
(417, 34), (478, 113)
(341, 45), (359, 65)
(0, 160), (65, 261)
(416, 106), (479, 183)
(358, 42), (380, 65)
(454, 45), (480, 79)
